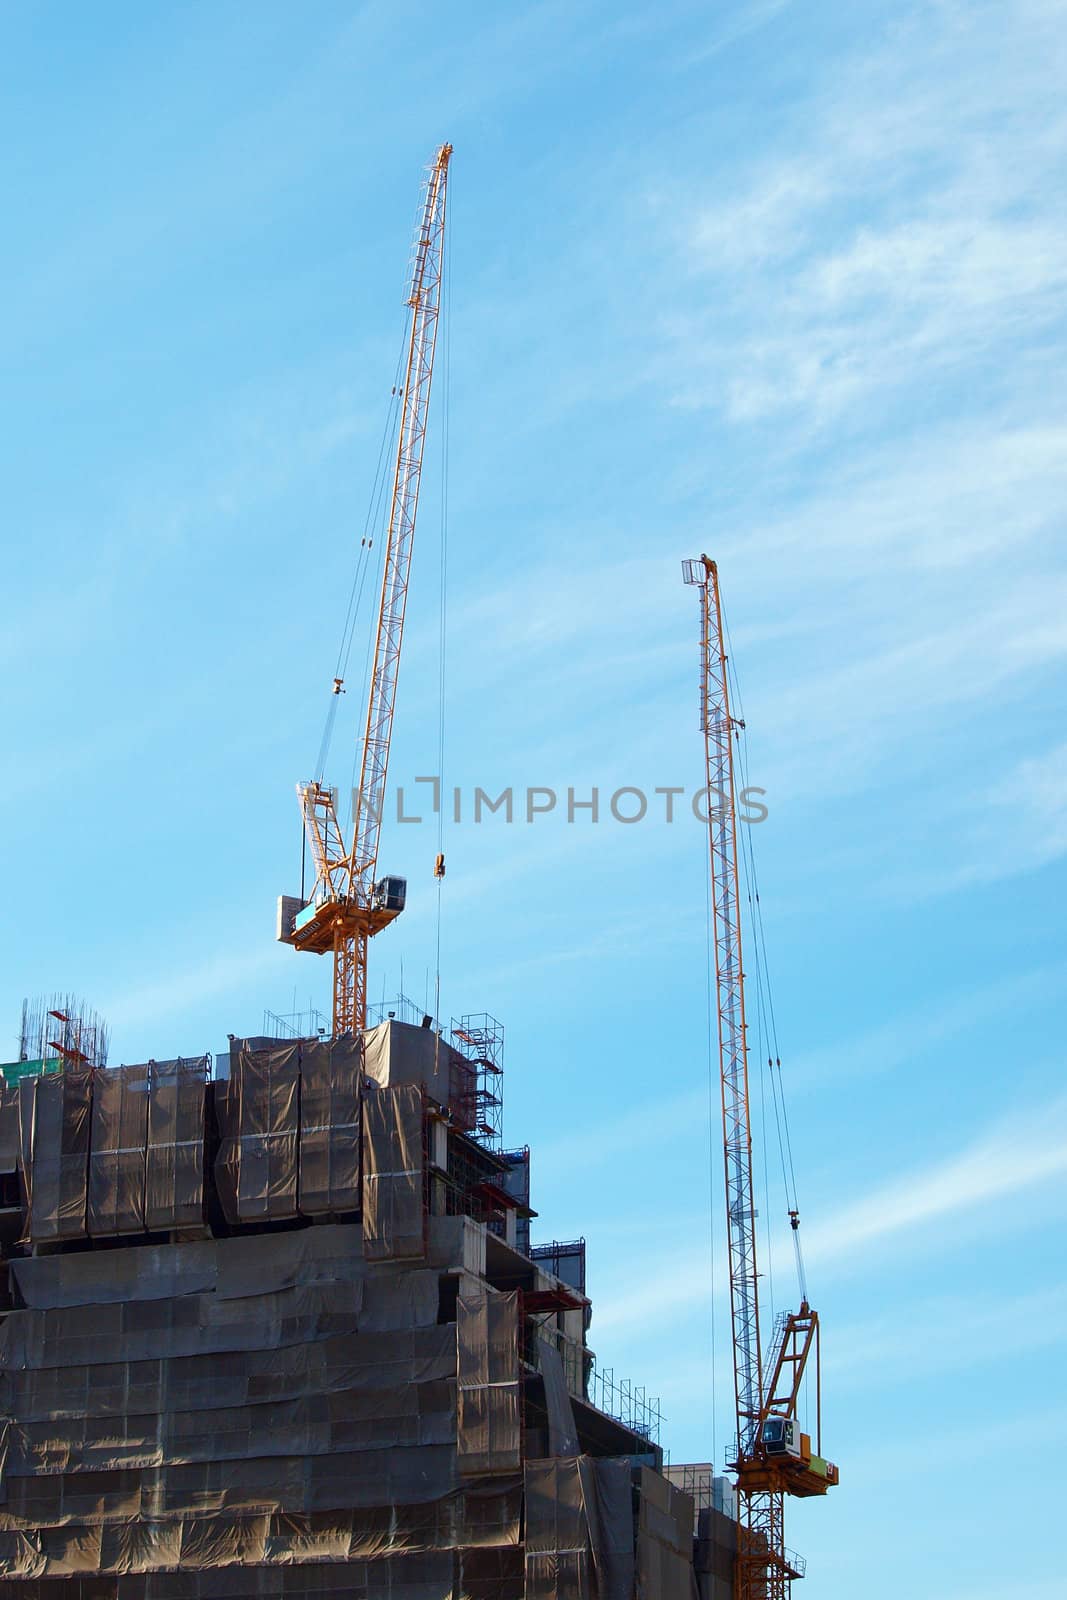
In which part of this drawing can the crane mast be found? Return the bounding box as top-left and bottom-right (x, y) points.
(683, 555), (838, 1600)
(281, 144), (452, 1036)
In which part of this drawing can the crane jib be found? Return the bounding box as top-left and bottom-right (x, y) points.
(683, 554), (837, 1600)
(284, 146), (453, 1040)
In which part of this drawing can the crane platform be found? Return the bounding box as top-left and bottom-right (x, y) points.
(285, 897), (402, 956)
(737, 1452), (840, 1499)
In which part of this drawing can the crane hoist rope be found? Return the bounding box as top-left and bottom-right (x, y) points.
(315, 317), (409, 787)
(683, 554), (839, 1600)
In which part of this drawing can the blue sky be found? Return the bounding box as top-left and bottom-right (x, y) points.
(3, 1), (1066, 1593)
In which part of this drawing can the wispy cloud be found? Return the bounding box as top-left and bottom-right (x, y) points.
(804, 1095), (1067, 1263)
(827, 1283), (1067, 1389)
(593, 1092), (1067, 1334)
(923, 739), (1067, 892)
(787, 964), (1066, 1090)
(665, 1), (1067, 424)
(99, 946), (286, 1040)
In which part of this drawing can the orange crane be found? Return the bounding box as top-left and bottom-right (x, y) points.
(278, 144), (452, 1035)
(683, 555), (838, 1600)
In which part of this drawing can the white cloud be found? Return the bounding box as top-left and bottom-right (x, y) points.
(828, 1283), (1067, 1388)
(662, 1), (1067, 424)
(803, 1095), (1067, 1264)
(99, 946), (285, 1038)
(592, 1092), (1067, 1335)
(895, 738), (1067, 895)
(787, 964), (1065, 1090)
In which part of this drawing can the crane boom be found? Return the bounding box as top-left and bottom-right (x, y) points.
(684, 554), (837, 1600)
(281, 145), (452, 1037)
(351, 145), (451, 899)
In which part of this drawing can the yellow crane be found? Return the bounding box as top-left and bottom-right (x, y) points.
(278, 144), (452, 1035)
(683, 555), (839, 1599)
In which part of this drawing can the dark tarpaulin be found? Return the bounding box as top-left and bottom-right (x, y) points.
(0, 1325), (455, 1430)
(17, 1073), (92, 1244)
(456, 1292), (520, 1479)
(0, 1440), (457, 1531)
(695, 1505), (736, 1600)
(0, 1085), (20, 1176)
(460, 1545), (525, 1600)
(0, 1490), (517, 1582)
(0, 1281), (366, 1373)
(524, 1457), (638, 1600)
(215, 1043), (299, 1224)
(4, 1372), (457, 1477)
(297, 1037), (361, 1217)
(578, 1459), (635, 1600)
(0, 1552), (461, 1595)
(362, 1087), (425, 1263)
(538, 1341), (580, 1457)
(9, 1223), (367, 1312)
(88, 1067), (149, 1239)
(636, 1466), (696, 1600)
(144, 1061), (207, 1232)
(523, 1457), (591, 1600)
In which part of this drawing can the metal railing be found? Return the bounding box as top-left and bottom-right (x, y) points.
(586, 1361), (663, 1446)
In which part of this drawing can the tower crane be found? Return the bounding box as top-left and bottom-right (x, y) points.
(277, 144), (452, 1036)
(683, 555), (839, 1600)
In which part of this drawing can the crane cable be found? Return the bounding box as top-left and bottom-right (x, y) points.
(721, 606), (807, 1322)
(313, 302), (411, 791)
(703, 829), (720, 1471)
(433, 163), (452, 1039)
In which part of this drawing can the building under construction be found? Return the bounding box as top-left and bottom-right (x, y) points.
(0, 1015), (736, 1597)
(0, 143), (836, 1600)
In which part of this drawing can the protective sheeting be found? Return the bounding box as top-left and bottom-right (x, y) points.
(0, 1548), (462, 1593)
(362, 1086), (426, 1263)
(456, 1291), (520, 1478)
(17, 1072), (92, 1244)
(0, 1224), (513, 1587)
(0, 1281), (366, 1372)
(0, 1325), (455, 1426)
(524, 1457), (591, 1599)
(695, 1506), (736, 1600)
(0, 1488), (518, 1574)
(0, 1443), (457, 1526)
(9, 1224), (365, 1310)
(636, 1466), (696, 1600)
(538, 1340), (580, 1457)
(0, 1084), (19, 1175)
(579, 1458), (635, 1600)
(363, 1022), (473, 1123)
(215, 1042), (301, 1225)
(524, 1457), (636, 1600)
(297, 1037), (361, 1217)
(462, 1544), (525, 1600)
(144, 1061), (207, 1232)
(88, 1067), (149, 1238)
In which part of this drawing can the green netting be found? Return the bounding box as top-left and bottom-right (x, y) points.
(0, 1058), (62, 1086)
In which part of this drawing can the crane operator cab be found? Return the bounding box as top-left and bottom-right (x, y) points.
(759, 1417), (840, 1496)
(370, 875), (407, 916)
(761, 1417), (801, 1455)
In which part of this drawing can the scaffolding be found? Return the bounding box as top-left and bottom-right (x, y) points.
(449, 1013), (504, 1150)
(531, 1238), (587, 1296)
(586, 1361), (664, 1446)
